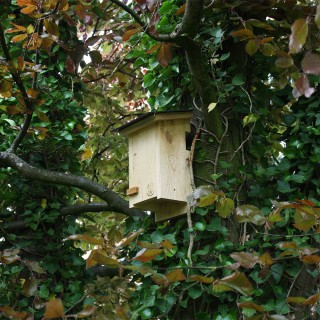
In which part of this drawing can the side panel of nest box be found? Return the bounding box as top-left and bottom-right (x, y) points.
(127, 125), (157, 208)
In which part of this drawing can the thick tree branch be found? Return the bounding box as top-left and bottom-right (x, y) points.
(181, 0), (205, 37)
(0, 151), (147, 219)
(60, 203), (117, 216)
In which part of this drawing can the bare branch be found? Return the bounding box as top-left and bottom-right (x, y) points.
(60, 203), (116, 216)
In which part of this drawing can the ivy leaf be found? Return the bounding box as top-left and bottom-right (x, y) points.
(238, 301), (265, 312)
(158, 43), (172, 67)
(213, 272), (253, 296)
(44, 298), (64, 319)
(301, 52), (320, 75)
(230, 252), (259, 269)
(132, 248), (163, 262)
(289, 18), (308, 54)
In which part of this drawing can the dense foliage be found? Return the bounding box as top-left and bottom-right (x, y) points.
(0, 0), (320, 319)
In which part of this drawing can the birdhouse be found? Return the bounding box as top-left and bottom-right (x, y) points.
(118, 110), (193, 221)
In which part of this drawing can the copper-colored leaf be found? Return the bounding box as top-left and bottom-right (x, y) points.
(10, 22), (27, 32)
(300, 255), (320, 264)
(17, 0), (31, 6)
(215, 272), (253, 296)
(138, 241), (161, 249)
(11, 33), (28, 43)
(259, 37), (273, 44)
(302, 292), (320, 305)
(44, 298), (64, 319)
(122, 28), (140, 41)
(7, 105), (26, 115)
(66, 55), (75, 73)
(146, 43), (162, 54)
(44, 20), (59, 37)
(259, 251), (273, 266)
(166, 269), (185, 283)
(132, 248), (163, 262)
(189, 275), (214, 284)
(90, 249), (119, 266)
(58, 0), (69, 11)
(161, 239), (174, 251)
(292, 75), (315, 99)
(235, 205), (265, 225)
(0, 307), (28, 319)
(116, 228), (144, 248)
(76, 305), (96, 318)
(230, 252), (259, 269)
(231, 29), (255, 41)
(158, 43), (172, 67)
(27, 88), (39, 98)
(64, 234), (104, 245)
(289, 18), (308, 54)
(176, 4), (186, 15)
(293, 205), (317, 231)
(238, 301), (265, 312)
(301, 52), (320, 75)
(21, 4), (37, 14)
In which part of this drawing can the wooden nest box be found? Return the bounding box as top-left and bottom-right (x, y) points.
(118, 110), (193, 221)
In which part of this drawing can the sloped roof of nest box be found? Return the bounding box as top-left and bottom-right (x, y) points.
(116, 110), (193, 136)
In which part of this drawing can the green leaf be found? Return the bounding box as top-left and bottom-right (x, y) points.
(232, 74), (246, 86)
(188, 285), (203, 299)
(315, 4), (320, 29)
(245, 40), (258, 56)
(235, 205), (265, 225)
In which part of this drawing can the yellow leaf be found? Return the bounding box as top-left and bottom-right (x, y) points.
(10, 22), (27, 31)
(166, 269), (185, 283)
(36, 110), (50, 122)
(259, 251), (273, 266)
(11, 33), (28, 43)
(0, 307), (28, 319)
(44, 298), (64, 319)
(41, 198), (47, 209)
(208, 102), (217, 112)
(26, 24), (34, 34)
(81, 147), (93, 161)
(189, 275), (214, 284)
(27, 88), (39, 98)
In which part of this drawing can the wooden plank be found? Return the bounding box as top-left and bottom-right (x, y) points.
(126, 187), (139, 196)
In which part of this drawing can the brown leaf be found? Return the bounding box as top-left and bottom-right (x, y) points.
(176, 4), (186, 15)
(17, 0), (31, 6)
(0, 306), (28, 319)
(7, 105), (26, 115)
(259, 251), (273, 266)
(66, 55), (75, 73)
(216, 272), (253, 296)
(161, 239), (174, 251)
(132, 248), (163, 262)
(76, 305), (96, 318)
(300, 255), (320, 264)
(302, 292), (320, 305)
(0, 249), (20, 264)
(158, 43), (172, 67)
(90, 249), (119, 266)
(230, 252), (259, 269)
(122, 28), (140, 41)
(146, 43), (162, 54)
(292, 75), (315, 99)
(44, 20), (59, 37)
(165, 269), (185, 283)
(189, 275), (214, 284)
(116, 228), (144, 248)
(275, 56), (293, 68)
(23, 278), (38, 297)
(64, 234), (104, 246)
(44, 298), (64, 319)
(287, 296), (306, 304)
(137, 241), (161, 249)
(301, 52), (320, 75)
(231, 29), (255, 41)
(10, 22), (27, 32)
(293, 205), (317, 231)
(289, 18), (308, 54)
